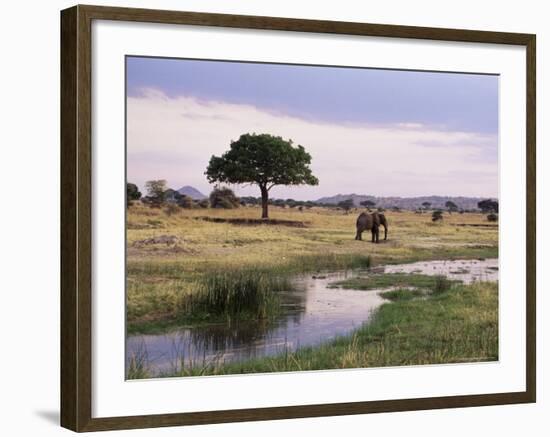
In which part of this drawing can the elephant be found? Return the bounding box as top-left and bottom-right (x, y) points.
(355, 212), (388, 243)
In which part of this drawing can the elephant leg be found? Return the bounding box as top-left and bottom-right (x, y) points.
(383, 224), (387, 240)
(371, 225), (379, 243)
(375, 226), (380, 243)
(355, 229), (362, 240)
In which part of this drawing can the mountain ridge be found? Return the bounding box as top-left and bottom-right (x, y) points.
(315, 193), (497, 210)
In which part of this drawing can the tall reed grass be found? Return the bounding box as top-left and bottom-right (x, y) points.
(181, 269), (293, 319)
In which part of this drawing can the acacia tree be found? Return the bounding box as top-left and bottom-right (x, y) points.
(478, 199), (499, 213)
(206, 133), (318, 219)
(360, 200), (376, 210)
(445, 200), (458, 214)
(338, 199), (354, 213)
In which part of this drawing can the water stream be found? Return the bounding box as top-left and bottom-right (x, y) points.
(126, 258), (498, 376)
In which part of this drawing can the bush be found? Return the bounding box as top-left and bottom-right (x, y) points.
(163, 203), (180, 216)
(209, 187), (240, 209)
(198, 199), (209, 208)
(487, 213), (498, 222)
(433, 275), (452, 294)
(177, 195), (195, 209)
(432, 210), (444, 222)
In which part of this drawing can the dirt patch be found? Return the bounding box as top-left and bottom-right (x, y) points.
(133, 235), (179, 247)
(195, 216), (309, 228)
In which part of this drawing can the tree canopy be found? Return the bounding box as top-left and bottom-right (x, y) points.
(206, 133), (318, 218)
(338, 199), (354, 212)
(478, 199), (499, 213)
(144, 180), (167, 207)
(445, 200), (458, 213)
(126, 183), (141, 207)
(360, 200), (376, 209)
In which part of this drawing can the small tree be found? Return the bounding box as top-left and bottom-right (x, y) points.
(206, 133), (318, 219)
(422, 201), (432, 210)
(209, 187), (240, 209)
(478, 199), (499, 213)
(338, 199), (354, 213)
(145, 180), (167, 207)
(126, 183), (141, 207)
(432, 210), (444, 222)
(445, 200), (458, 214)
(360, 200), (376, 210)
(286, 198), (297, 208)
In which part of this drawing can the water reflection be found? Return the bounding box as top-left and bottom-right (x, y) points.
(127, 271), (384, 375)
(126, 258), (498, 376)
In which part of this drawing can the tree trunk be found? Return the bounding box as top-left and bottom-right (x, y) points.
(260, 186), (269, 219)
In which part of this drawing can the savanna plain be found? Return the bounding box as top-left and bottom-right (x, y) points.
(126, 204), (498, 378)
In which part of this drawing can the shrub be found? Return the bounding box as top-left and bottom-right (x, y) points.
(432, 210), (444, 222)
(177, 195), (195, 209)
(163, 203), (180, 216)
(209, 187), (240, 209)
(198, 199), (209, 208)
(487, 213), (498, 222)
(433, 275), (453, 294)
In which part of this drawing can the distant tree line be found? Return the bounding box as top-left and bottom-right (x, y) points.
(127, 181), (500, 220)
(127, 180), (238, 211)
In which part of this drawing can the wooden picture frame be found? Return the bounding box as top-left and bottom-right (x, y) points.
(61, 4), (536, 432)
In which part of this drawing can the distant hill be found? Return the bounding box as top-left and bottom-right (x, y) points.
(315, 194), (495, 210)
(177, 186), (207, 200)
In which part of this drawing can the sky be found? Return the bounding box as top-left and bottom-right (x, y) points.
(126, 56), (499, 200)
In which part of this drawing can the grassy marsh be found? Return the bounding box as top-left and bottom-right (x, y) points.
(128, 281), (498, 378)
(328, 272), (458, 291)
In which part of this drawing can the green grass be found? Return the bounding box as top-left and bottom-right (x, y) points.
(328, 272), (458, 291)
(379, 288), (427, 301)
(182, 269), (290, 320)
(130, 281), (497, 378)
(127, 253), (372, 334)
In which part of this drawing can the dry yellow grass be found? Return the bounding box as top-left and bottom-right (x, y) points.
(128, 204), (497, 267)
(126, 204), (498, 328)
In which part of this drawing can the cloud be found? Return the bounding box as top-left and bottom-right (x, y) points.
(127, 90), (498, 199)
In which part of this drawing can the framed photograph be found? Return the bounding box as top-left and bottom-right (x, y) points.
(60, 4), (536, 432)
